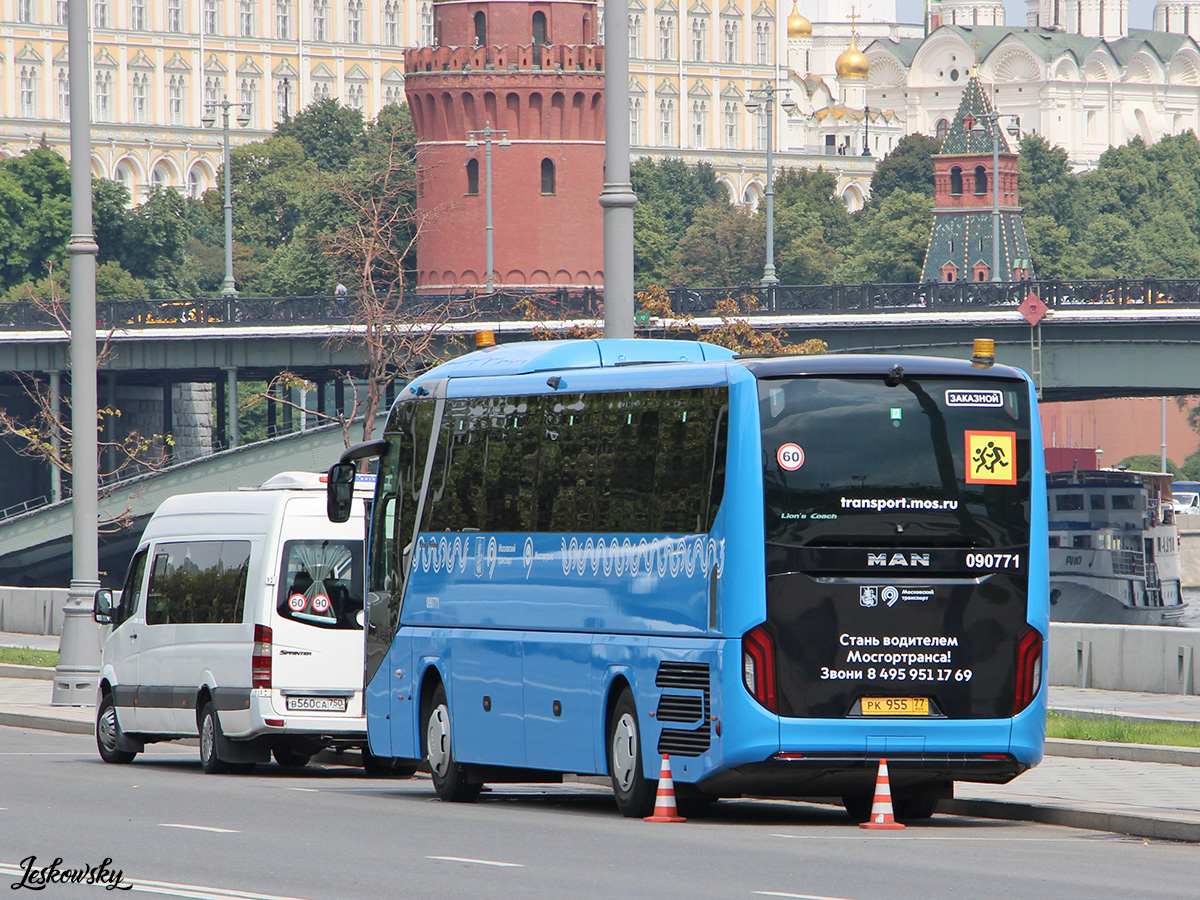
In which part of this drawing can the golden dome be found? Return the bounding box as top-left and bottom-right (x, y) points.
(787, 2), (813, 38)
(835, 33), (870, 78)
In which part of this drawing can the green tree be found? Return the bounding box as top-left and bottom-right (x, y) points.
(631, 157), (729, 284)
(1017, 134), (1085, 237)
(1140, 208), (1200, 277)
(275, 98), (366, 171)
(1083, 214), (1146, 278)
(867, 133), (941, 207)
(672, 204), (764, 286)
(1023, 214), (1087, 279)
(0, 147), (72, 290)
(835, 189), (933, 283)
(121, 188), (201, 296)
(772, 169), (852, 284)
(1117, 454), (1180, 476)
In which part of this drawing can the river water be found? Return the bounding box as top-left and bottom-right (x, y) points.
(1183, 587), (1200, 628)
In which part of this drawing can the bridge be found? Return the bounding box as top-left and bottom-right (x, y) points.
(4, 284), (1200, 404)
(3, 280), (1199, 585)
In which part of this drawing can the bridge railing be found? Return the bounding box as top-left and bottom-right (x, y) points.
(3, 279), (1200, 331)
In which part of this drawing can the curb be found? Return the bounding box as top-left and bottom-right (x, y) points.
(1046, 737), (1200, 767)
(0, 710), (92, 735)
(0, 664), (54, 680)
(943, 797), (1200, 844)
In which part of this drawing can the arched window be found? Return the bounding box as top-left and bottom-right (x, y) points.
(935, 118), (950, 142)
(541, 158), (556, 194)
(474, 11), (486, 46)
(949, 166), (963, 195)
(533, 11), (547, 65)
(466, 158), (479, 195)
(974, 165), (987, 195)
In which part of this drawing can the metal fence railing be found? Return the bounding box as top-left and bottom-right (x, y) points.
(3, 279), (1198, 331)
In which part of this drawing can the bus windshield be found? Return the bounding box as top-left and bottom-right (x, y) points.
(761, 375), (1031, 550)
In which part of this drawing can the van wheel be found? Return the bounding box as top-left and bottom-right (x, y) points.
(608, 688), (655, 818)
(199, 702), (231, 774)
(96, 693), (137, 764)
(424, 684), (481, 802)
(272, 746), (312, 769)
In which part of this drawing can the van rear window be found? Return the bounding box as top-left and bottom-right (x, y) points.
(277, 540), (364, 629)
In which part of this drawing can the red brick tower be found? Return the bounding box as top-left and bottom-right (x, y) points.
(405, 2), (605, 293)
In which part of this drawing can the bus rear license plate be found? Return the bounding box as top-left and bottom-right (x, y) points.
(286, 696), (348, 712)
(861, 697), (929, 716)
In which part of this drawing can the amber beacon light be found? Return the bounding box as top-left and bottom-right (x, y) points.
(971, 338), (995, 368)
(475, 330), (496, 349)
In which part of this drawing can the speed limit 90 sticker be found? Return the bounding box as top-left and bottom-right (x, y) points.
(777, 443), (805, 471)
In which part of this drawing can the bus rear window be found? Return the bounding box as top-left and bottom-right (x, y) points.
(760, 376), (1031, 549)
(277, 540), (364, 629)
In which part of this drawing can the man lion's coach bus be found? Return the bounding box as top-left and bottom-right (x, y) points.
(327, 338), (1048, 820)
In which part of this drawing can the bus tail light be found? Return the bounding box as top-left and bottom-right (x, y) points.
(1012, 625), (1043, 715)
(252, 624), (273, 689)
(742, 625), (778, 713)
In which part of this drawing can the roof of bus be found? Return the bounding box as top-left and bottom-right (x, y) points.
(410, 338), (735, 385)
(738, 353), (1030, 382)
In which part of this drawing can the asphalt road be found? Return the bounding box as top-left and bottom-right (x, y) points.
(1, 726), (1195, 900)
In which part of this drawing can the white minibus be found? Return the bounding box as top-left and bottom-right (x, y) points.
(93, 472), (405, 775)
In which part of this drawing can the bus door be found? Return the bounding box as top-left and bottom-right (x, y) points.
(363, 394), (439, 758)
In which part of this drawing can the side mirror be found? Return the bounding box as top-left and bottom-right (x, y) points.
(327, 462), (357, 523)
(93, 589), (116, 625)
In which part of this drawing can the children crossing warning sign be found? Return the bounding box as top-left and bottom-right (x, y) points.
(965, 431), (1017, 484)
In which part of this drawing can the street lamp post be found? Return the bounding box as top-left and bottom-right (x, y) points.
(745, 86), (796, 287)
(202, 97), (252, 298)
(862, 105), (871, 156)
(466, 122), (510, 294)
(972, 112), (1020, 282)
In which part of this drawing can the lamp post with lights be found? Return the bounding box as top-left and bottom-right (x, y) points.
(465, 121), (511, 294)
(745, 86), (796, 286)
(202, 97), (252, 298)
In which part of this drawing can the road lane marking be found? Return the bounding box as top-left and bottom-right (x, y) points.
(288, 788), (319, 792)
(0, 864), (311, 900)
(427, 856), (524, 868)
(754, 892), (860, 900)
(159, 823), (241, 834)
(770, 833), (1084, 842)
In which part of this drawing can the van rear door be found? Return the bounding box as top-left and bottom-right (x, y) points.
(269, 522), (366, 718)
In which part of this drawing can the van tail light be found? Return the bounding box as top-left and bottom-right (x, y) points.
(252, 624), (273, 689)
(1012, 625), (1043, 715)
(742, 624), (777, 713)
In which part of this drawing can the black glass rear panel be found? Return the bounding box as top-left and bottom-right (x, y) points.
(760, 375), (1032, 720)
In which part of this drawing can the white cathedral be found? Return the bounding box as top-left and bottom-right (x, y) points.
(809, 0), (1200, 173)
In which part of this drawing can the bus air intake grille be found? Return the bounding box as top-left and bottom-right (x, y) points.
(655, 661), (711, 757)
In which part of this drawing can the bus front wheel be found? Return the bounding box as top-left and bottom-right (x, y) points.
(608, 689), (655, 818)
(424, 684), (482, 802)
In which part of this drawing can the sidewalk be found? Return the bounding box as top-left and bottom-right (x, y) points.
(2, 631), (1199, 841)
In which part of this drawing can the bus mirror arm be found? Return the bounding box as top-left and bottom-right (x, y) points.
(328, 440), (387, 523)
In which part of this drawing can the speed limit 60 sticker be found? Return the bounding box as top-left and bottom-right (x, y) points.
(777, 443), (805, 471)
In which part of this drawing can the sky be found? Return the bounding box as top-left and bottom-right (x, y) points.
(892, 1), (1155, 29)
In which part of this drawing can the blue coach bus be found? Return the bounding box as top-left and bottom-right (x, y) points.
(327, 337), (1048, 820)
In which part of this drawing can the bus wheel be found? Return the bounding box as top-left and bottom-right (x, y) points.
(96, 693), (137, 764)
(199, 702), (231, 774)
(424, 684), (482, 802)
(841, 793), (873, 823)
(608, 689), (655, 818)
(894, 791), (939, 821)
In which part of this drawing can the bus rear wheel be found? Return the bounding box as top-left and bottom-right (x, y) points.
(424, 684), (482, 802)
(608, 689), (655, 818)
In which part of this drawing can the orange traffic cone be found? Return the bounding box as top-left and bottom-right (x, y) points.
(644, 754), (687, 823)
(859, 758), (905, 830)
